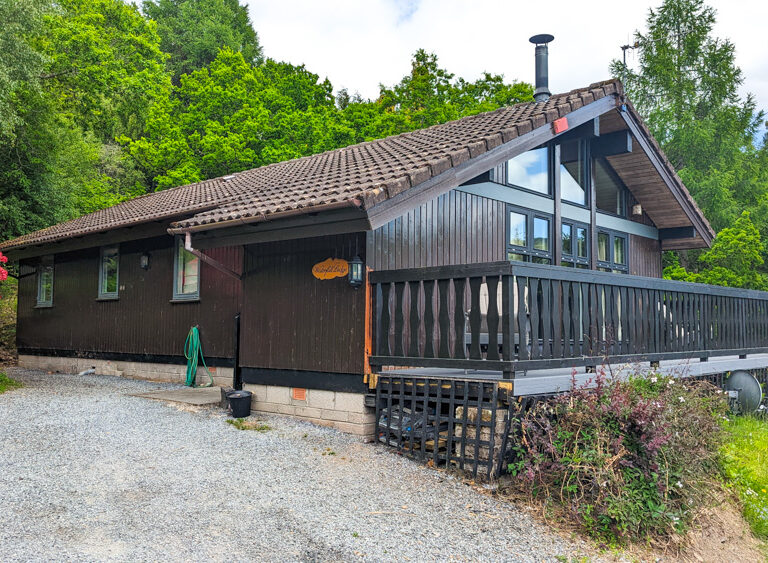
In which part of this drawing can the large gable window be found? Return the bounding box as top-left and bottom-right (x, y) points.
(505, 147), (549, 195)
(99, 246), (119, 299)
(560, 140), (588, 206)
(37, 257), (53, 307)
(173, 237), (200, 300)
(507, 205), (552, 264)
(594, 158), (628, 217)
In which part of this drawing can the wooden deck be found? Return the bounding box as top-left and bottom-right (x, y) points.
(385, 353), (768, 395)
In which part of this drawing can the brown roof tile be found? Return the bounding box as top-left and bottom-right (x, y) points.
(4, 79), (680, 252)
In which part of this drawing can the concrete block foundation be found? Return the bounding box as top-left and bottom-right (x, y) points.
(18, 354), (375, 436)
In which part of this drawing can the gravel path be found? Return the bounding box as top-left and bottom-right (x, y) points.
(0, 368), (591, 562)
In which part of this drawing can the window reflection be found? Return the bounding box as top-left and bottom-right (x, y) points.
(595, 159), (626, 216)
(506, 147), (549, 194)
(533, 217), (549, 251)
(509, 211), (527, 247)
(560, 141), (587, 205)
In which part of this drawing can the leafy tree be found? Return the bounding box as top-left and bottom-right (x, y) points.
(663, 212), (768, 289)
(610, 0), (765, 234)
(124, 49), (352, 190)
(38, 0), (171, 142)
(0, 0), (47, 141)
(143, 0), (262, 80)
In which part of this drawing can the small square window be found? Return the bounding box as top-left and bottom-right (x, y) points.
(99, 246), (119, 299)
(37, 257), (54, 307)
(174, 237), (200, 300)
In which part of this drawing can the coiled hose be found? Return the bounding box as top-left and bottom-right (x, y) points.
(183, 326), (214, 387)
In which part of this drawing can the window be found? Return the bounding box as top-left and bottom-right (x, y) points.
(99, 246), (119, 299)
(36, 257), (53, 307)
(506, 147), (549, 194)
(594, 158), (627, 216)
(560, 140), (588, 206)
(597, 229), (629, 273)
(561, 220), (589, 268)
(173, 237), (200, 300)
(507, 205), (552, 264)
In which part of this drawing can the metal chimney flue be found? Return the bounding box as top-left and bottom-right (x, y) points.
(529, 34), (554, 102)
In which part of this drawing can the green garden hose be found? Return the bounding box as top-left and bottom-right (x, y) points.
(184, 326), (214, 387)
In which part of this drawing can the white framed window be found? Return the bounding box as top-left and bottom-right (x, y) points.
(37, 257), (54, 307)
(99, 246), (119, 299)
(173, 236), (200, 300)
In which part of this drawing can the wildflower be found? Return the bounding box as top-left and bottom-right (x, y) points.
(678, 396), (685, 403)
(650, 377), (658, 383)
(668, 379), (675, 385)
(676, 481), (683, 488)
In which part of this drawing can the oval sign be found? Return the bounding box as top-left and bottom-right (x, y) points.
(312, 258), (348, 280)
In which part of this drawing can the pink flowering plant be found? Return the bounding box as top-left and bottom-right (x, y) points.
(508, 369), (728, 544)
(0, 252), (8, 282)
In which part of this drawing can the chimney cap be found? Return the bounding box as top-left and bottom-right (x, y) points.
(529, 34), (554, 45)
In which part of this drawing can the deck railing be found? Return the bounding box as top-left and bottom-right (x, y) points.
(368, 261), (768, 375)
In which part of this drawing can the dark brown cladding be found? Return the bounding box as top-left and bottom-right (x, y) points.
(629, 235), (662, 278)
(367, 190), (506, 270)
(240, 233), (367, 374)
(17, 237), (242, 360)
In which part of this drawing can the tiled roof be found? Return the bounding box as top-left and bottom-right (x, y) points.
(2, 79), (709, 252)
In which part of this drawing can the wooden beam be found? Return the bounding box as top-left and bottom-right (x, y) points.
(5, 221), (172, 261)
(190, 208), (370, 249)
(591, 130), (632, 158)
(659, 226), (696, 240)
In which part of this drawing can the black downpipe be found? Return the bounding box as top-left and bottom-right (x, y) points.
(233, 312), (242, 390)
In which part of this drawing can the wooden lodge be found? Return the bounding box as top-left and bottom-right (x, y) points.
(4, 79), (768, 440)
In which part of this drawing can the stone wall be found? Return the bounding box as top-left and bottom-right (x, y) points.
(243, 384), (375, 437)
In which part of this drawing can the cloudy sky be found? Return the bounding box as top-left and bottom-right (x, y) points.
(248, 0), (767, 122)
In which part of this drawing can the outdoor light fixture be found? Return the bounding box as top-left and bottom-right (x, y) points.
(140, 252), (151, 270)
(348, 255), (363, 288)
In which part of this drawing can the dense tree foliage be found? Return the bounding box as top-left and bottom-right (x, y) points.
(142, 0), (262, 80)
(611, 0), (768, 287)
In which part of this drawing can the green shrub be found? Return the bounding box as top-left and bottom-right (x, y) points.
(720, 415), (768, 538)
(509, 371), (728, 544)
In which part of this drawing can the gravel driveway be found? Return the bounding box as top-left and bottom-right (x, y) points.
(0, 368), (590, 562)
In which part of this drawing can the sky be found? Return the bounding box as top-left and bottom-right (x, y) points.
(247, 0), (768, 126)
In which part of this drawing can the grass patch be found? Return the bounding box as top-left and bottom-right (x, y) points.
(0, 371), (22, 394)
(226, 418), (271, 432)
(721, 415), (768, 539)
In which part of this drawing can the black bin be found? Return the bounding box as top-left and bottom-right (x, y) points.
(227, 390), (252, 418)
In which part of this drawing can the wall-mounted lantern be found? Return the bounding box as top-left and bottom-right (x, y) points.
(348, 255), (363, 288)
(140, 252), (151, 270)
(631, 204), (643, 216)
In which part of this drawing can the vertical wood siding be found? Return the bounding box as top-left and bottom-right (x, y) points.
(367, 190), (506, 270)
(240, 233), (367, 374)
(629, 235), (662, 278)
(17, 237), (242, 360)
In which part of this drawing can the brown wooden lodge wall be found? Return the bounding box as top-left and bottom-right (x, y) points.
(240, 233), (367, 375)
(18, 236), (242, 363)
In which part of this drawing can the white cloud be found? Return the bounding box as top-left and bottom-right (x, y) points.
(247, 0), (768, 120)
